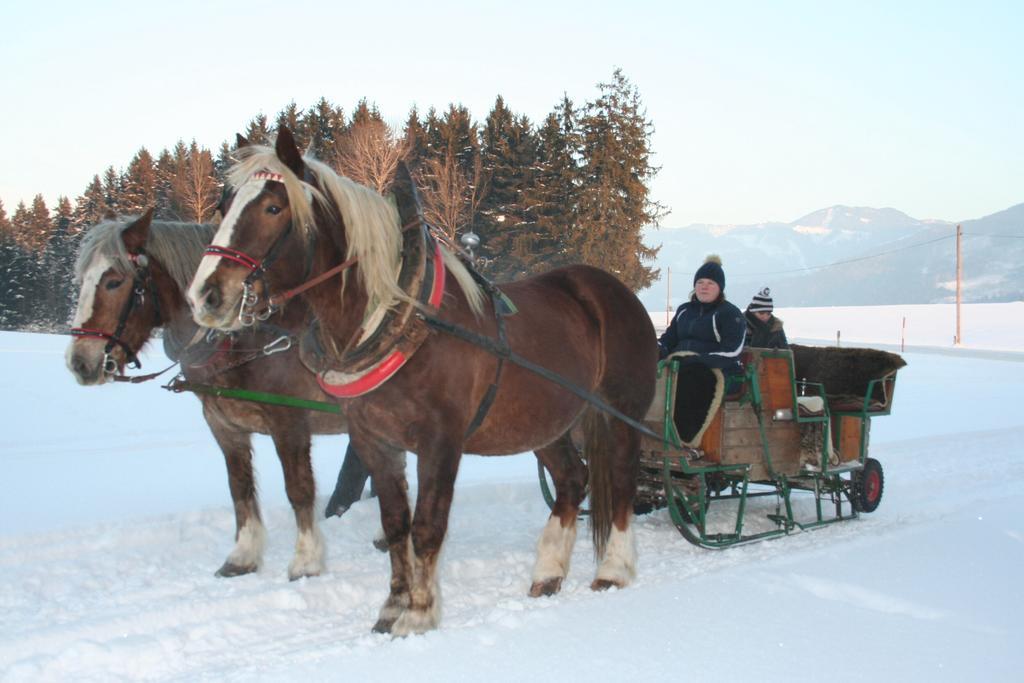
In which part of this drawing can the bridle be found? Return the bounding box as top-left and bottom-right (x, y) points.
(70, 251), (163, 375)
(204, 171), (316, 327)
(203, 220), (298, 326)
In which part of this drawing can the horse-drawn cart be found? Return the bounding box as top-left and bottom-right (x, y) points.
(540, 344), (905, 549)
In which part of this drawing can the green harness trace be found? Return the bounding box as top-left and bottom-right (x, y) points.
(539, 344), (904, 549)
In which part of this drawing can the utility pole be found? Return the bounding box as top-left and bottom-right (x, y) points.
(955, 223), (962, 346)
(666, 266), (671, 327)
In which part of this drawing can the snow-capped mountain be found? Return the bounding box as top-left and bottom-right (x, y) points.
(641, 203), (1024, 309)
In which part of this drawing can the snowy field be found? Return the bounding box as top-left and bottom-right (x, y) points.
(2, 303), (1024, 681)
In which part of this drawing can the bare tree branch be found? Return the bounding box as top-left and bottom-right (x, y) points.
(333, 119), (410, 194)
(415, 151), (489, 241)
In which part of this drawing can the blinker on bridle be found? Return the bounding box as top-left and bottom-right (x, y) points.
(70, 251), (163, 375)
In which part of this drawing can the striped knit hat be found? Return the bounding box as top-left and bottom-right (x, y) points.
(748, 287), (774, 313)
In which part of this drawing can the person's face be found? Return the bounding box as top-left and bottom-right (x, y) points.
(695, 278), (720, 303)
(754, 310), (772, 322)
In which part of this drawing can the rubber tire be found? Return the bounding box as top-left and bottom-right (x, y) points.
(853, 457), (884, 513)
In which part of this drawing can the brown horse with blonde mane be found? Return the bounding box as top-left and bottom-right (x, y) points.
(187, 127), (658, 635)
(66, 209), (403, 579)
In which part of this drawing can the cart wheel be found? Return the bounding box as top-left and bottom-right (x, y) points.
(537, 460), (589, 516)
(852, 458), (884, 513)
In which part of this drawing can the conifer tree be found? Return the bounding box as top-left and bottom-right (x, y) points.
(102, 166), (123, 215)
(0, 222), (33, 329)
(350, 99), (383, 127)
(422, 107), (443, 158)
(575, 69), (664, 290)
(10, 201), (30, 248)
(25, 194), (53, 253)
(245, 114), (272, 145)
(0, 199), (29, 328)
(153, 150), (178, 218)
(402, 106), (429, 166)
(39, 196), (76, 328)
(306, 98), (346, 164)
(121, 148), (157, 214)
(215, 142), (234, 183)
(476, 97), (542, 279)
(71, 175), (106, 235)
(522, 96), (582, 274)
(7, 201), (45, 327)
(427, 105), (480, 172)
(276, 102), (309, 149)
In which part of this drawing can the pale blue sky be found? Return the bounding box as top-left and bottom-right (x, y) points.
(1, 0), (1020, 226)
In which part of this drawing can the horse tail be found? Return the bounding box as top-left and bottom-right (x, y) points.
(582, 406), (615, 559)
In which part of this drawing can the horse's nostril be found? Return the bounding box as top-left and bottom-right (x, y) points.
(72, 356), (88, 375)
(203, 283), (222, 310)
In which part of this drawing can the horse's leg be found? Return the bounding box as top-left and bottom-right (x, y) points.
(390, 440), (462, 637)
(592, 420), (640, 591)
(268, 419), (323, 580)
(370, 450), (407, 553)
(207, 418), (264, 577)
(351, 437), (413, 634)
(529, 433), (588, 597)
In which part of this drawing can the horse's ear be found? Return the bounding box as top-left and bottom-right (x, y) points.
(275, 126), (305, 177)
(236, 133), (250, 149)
(122, 208), (154, 253)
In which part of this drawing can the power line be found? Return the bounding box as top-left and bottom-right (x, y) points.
(734, 234), (955, 277)
(963, 232), (1024, 239)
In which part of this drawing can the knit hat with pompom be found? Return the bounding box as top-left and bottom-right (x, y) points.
(693, 254), (725, 290)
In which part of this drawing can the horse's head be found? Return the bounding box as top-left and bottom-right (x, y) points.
(66, 209), (165, 384)
(187, 127), (316, 331)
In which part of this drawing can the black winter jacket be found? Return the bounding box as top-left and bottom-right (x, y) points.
(744, 310), (789, 349)
(658, 297), (746, 375)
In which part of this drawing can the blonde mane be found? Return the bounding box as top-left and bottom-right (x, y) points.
(227, 143), (484, 316)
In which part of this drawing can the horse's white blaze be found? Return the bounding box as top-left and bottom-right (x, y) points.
(225, 518), (266, 569)
(65, 255), (114, 376)
(70, 255), (113, 328)
(187, 181), (264, 311)
(594, 523), (636, 586)
(287, 526), (325, 579)
(531, 515), (577, 582)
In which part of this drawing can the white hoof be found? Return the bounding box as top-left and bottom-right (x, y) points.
(530, 515), (577, 588)
(288, 527), (325, 580)
(225, 520), (266, 570)
(594, 524), (636, 587)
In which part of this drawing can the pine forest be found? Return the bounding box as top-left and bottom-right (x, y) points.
(0, 70), (664, 332)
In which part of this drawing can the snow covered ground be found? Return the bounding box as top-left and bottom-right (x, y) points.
(2, 304), (1024, 681)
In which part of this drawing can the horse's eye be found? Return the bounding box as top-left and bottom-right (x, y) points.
(266, 205), (282, 215)
(105, 279), (124, 290)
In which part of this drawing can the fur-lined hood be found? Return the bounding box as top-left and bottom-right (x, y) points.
(745, 309), (784, 332)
